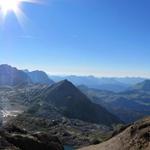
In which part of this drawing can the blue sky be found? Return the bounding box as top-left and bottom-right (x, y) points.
(0, 0), (150, 77)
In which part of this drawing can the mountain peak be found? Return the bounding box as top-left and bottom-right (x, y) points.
(50, 79), (75, 91)
(27, 70), (54, 85)
(57, 79), (73, 86)
(34, 80), (122, 125)
(0, 64), (17, 70)
(0, 64), (31, 86)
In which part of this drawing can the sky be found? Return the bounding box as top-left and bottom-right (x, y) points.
(0, 0), (150, 77)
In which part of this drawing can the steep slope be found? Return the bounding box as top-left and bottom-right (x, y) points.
(0, 64), (31, 86)
(27, 80), (122, 126)
(27, 70), (54, 85)
(79, 116), (150, 150)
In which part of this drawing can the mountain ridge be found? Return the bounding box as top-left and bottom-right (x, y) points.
(0, 64), (54, 86)
(0, 64), (31, 86)
(27, 70), (54, 85)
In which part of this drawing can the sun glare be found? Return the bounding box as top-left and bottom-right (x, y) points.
(0, 0), (20, 14)
(0, 0), (41, 27)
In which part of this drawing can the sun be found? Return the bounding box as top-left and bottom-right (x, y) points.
(0, 0), (42, 27)
(0, 0), (21, 16)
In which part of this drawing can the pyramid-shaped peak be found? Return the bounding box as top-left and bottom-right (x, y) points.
(55, 79), (74, 87)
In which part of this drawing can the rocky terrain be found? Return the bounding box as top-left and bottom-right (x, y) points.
(11, 114), (113, 148)
(0, 79), (121, 148)
(0, 84), (47, 124)
(0, 124), (64, 150)
(5, 79), (121, 148)
(78, 117), (150, 150)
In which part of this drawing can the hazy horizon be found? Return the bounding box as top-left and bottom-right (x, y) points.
(0, 63), (150, 78)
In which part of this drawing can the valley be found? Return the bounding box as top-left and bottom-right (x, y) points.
(0, 89), (26, 124)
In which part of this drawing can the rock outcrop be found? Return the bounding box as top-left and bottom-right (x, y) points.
(0, 125), (64, 150)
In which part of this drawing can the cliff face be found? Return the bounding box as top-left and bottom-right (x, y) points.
(79, 117), (150, 150)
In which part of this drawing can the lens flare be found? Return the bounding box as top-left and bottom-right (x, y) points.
(0, 0), (20, 15)
(0, 0), (41, 27)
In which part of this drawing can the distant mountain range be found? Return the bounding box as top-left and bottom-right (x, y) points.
(50, 75), (146, 92)
(79, 80), (150, 123)
(0, 64), (54, 86)
(0, 64), (146, 91)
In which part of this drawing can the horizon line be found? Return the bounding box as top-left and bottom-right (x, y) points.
(0, 64), (150, 79)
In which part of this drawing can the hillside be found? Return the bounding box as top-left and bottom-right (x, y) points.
(79, 117), (150, 150)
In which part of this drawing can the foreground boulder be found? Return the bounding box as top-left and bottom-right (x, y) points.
(0, 125), (64, 150)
